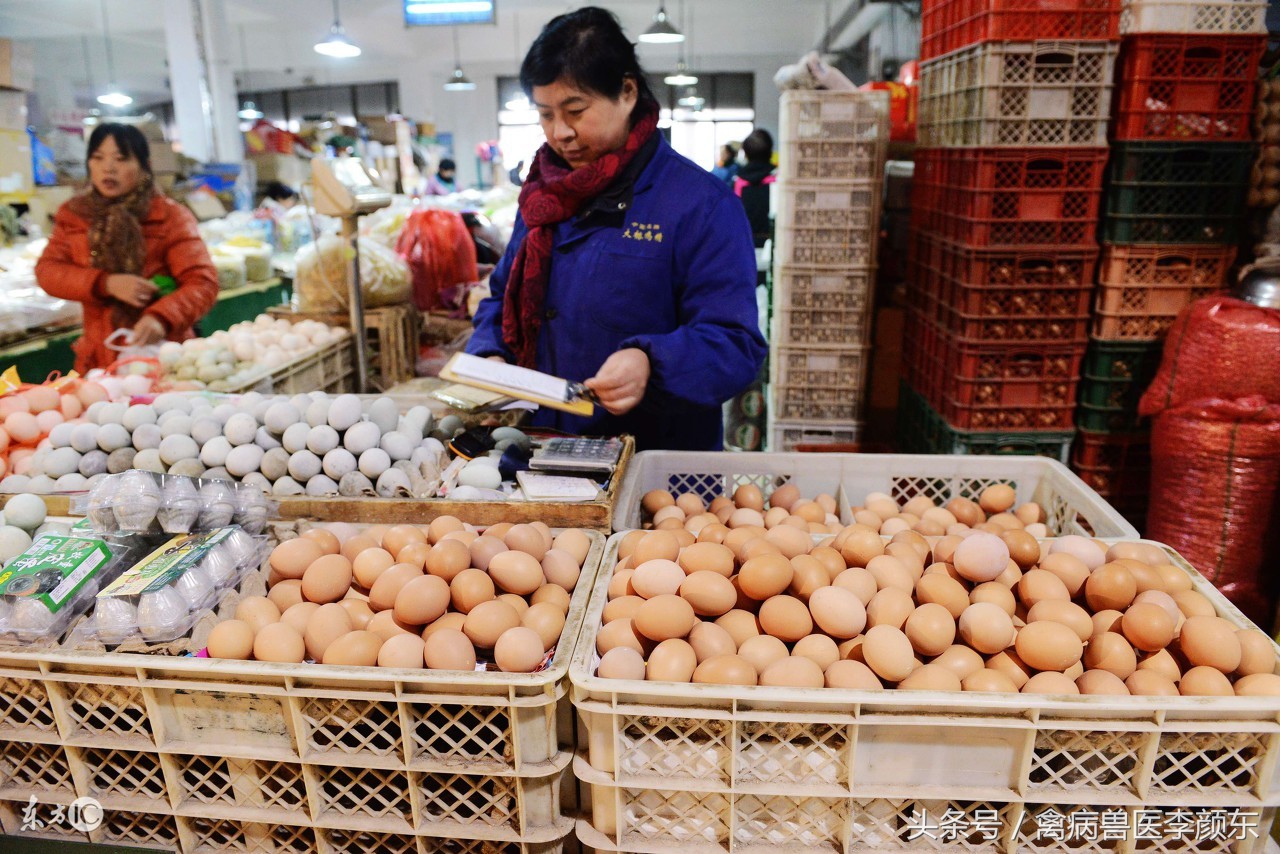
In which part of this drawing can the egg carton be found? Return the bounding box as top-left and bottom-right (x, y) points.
(0, 532), (154, 644)
(72, 470), (276, 537)
(71, 525), (266, 646)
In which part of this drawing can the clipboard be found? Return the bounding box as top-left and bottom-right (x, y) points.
(438, 353), (595, 417)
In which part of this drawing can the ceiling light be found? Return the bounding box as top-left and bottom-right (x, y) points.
(238, 101), (264, 120)
(639, 5), (684, 44)
(443, 27), (475, 91)
(315, 0), (361, 58)
(505, 92), (531, 110)
(664, 61), (698, 87)
(97, 90), (133, 108)
(97, 0), (131, 109)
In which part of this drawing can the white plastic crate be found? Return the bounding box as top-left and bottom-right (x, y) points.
(775, 182), (881, 232)
(570, 535), (1280, 854)
(766, 420), (865, 454)
(0, 529), (605, 847)
(611, 451), (1140, 537)
(775, 222), (877, 267)
(769, 346), (871, 423)
(772, 265), (875, 312)
(771, 301), (872, 348)
(918, 42), (1119, 147)
(1121, 0), (1268, 33)
(780, 89), (891, 145)
(226, 334), (356, 395)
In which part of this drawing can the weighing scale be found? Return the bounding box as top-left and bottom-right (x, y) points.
(310, 157), (393, 393)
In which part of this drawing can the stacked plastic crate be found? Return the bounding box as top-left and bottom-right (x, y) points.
(901, 0), (1120, 462)
(1074, 0), (1267, 522)
(766, 89), (889, 452)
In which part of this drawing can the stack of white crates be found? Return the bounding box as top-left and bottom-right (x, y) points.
(767, 89), (890, 451)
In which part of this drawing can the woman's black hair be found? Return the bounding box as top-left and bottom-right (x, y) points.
(742, 129), (774, 164)
(263, 180), (298, 202)
(86, 123), (152, 174)
(520, 6), (657, 112)
(438, 158), (456, 173)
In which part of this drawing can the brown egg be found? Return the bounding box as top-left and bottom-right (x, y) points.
(425, 539), (472, 582)
(339, 598), (375, 630)
(493, 626), (546, 672)
(642, 489), (676, 516)
(1083, 632), (1137, 680)
(1180, 616), (1242, 672)
(1136, 648), (1182, 682)
(952, 533), (1010, 584)
(608, 569), (636, 600)
(1024, 601), (1091, 644)
(352, 548), (396, 589)
(427, 515), (465, 544)
(986, 649), (1032, 688)
(808, 586), (867, 639)
(962, 669), (1018, 693)
(301, 554), (353, 605)
(596, 618), (645, 655)
(1073, 668), (1128, 695)
(1017, 569), (1070, 608)
(768, 483), (801, 511)
(441, 530), (478, 547)
(449, 568), (496, 614)
(715, 609), (762, 647)
(688, 621), (737, 662)
(633, 531), (680, 565)
(978, 484), (1016, 513)
(839, 527), (885, 568)
(804, 546), (843, 582)
(395, 542), (432, 571)
(368, 564), (423, 612)
(865, 555), (914, 595)
(539, 549), (580, 591)
(1125, 670), (1179, 696)
(898, 663), (961, 692)
(910, 573), (966, 620)
(759, 655), (824, 688)
(733, 483), (764, 511)
(462, 600), (521, 648)
(820, 658), (878, 689)
(1180, 665), (1234, 696)
(958, 603), (1015, 654)
(631, 559), (686, 599)
(268, 579), (305, 613)
(304, 604), (353, 661)
(392, 575), (451, 626)
(1235, 629), (1277, 677)
(367, 610), (416, 641)
(603, 595), (645, 623)
(424, 628), (477, 670)
(421, 611), (466, 639)
(488, 550), (545, 596)
(302, 528), (341, 555)
(253, 622), (305, 663)
(522, 602), (566, 650)
(1172, 589), (1216, 618)
(758, 595), (813, 642)
(833, 567), (878, 605)
(932, 645), (985, 681)
(281, 602), (321, 636)
(1120, 603), (1176, 653)
(531, 584), (571, 613)
(207, 619), (255, 660)
(1085, 563), (1138, 612)
(693, 653), (757, 686)
(697, 523), (730, 544)
(236, 596), (282, 633)
(1037, 553), (1090, 598)
(341, 534), (379, 563)
(1022, 671), (1079, 695)
(653, 505), (686, 527)
(904, 603), (956, 657)
(634, 594), (696, 641)
(1120, 560), (1163, 594)
(495, 593), (527, 618)
(616, 530), (646, 560)
(866, 587), (914, 630)
(502, 524), (546, 561)
(364, 525), (391, 547)
(1156, 563), (1193, 593)
(677, 542), (733, 577)
(642, 638), (696, 683)
(862, 625), (916, 682)
(1234, 673), (1280, 696)
(382, 525), (427, 560)
(680, 571), (737, 617)
(1132, 590), (1181, 624)
(323, 631), (382, 666)
(377, 633), (425, 669)
(969, 582), (1017, 619)
(598, 646), (646, 679)
(737, 553), (793, 600)
(1091, 609), (1124, 638)
(270, 538), (323, 581)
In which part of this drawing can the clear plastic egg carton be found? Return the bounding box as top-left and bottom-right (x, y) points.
(72, 470), (276, 537)
(0, 533), (151, 644)
(72, 525), (266, 646)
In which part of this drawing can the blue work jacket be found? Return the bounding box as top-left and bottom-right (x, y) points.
(467, 136), (767, 450)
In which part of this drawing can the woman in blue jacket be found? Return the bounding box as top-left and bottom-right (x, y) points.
(466, 7), (766, 451)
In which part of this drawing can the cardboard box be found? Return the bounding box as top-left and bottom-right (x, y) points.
(359, 115), (398, 145)
(149, 144), (179, 175)
(26, 185), (75, 234)
(0, 128), (33, 196)
(0, 90), (27, 131)
(249, 152), (309, 188)
(0, 39), (34, 91)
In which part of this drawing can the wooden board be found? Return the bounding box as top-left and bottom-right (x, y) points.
(1, 436), (632, 531)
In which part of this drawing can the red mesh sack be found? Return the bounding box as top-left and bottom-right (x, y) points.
(1139, 296), (1280, 417)
(1148, 396), (1280, 628)
(396, 209), (479, 312)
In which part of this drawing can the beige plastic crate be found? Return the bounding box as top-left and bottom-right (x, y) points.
(767, 419), (865, 453)
(570, 535), (1280, 853)
(225, 334), (356, 395)
(1121, 0), (1268, 33)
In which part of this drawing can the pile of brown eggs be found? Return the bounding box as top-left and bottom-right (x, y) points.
(205, 518), (590, 673)
(599, 493), (1280, 697)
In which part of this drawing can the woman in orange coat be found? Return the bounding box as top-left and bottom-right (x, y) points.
(36, 123), (218, 373)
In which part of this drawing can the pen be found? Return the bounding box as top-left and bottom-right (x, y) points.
(566, 382), (601, 405)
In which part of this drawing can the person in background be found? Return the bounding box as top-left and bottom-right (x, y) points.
(508, 159), (526, 187)
(259, 180), (298, 214)
(711, 142), (740, 184)
(734, 129), (776, 248)
(36, 123), (218, 373)
(422, 158), (458, 196)
(466, 7), (765, 451)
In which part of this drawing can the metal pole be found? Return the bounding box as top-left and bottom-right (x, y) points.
(343, 216), (370, 393)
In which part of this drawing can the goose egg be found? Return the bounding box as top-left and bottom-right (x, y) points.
(137, 587), (189, 641)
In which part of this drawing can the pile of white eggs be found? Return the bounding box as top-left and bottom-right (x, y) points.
(0, 392), (458, 499)
(159, 315), (348, 392)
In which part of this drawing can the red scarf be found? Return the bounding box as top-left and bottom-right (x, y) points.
(502, 101), (659, 367)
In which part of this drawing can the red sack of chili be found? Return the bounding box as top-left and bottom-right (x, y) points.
(1139, 295), (1280, 417)
(396, 209), (479, 312)
(1147, 396), (1280, 628)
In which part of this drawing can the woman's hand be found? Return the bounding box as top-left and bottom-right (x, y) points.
(105, 274), (158, 308)
(130, 314), (166, 346)
(584, 348), (650, 415)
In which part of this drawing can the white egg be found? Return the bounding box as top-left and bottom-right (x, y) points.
(305, 474), (340, 496)
(174, 566), (216, 610)
(2, 494), (45, 533)
(281, 423), (310, 454)
(306, 425), (340, 455)
(288, 450), (322, 482)
(120, 375), (151, 397)
(43, 447), (81, 478)
(157, 342), (183, 366)
(223, 413), (258, 446)
(121, 404), (157, 432)
(342, 421), (381, 455)
(358, 448), (391, 479)
(137, 586), (189, 641)
(92, 596), (139, 643)
(159, 435), (199, 466)
(70, 423), (100, 453)
(96, 423), (131, 452)
(131, 423), (163, 451)
(226, 444), (265, 478)
(458, 462), (501, 490)
(327, 395), (362, 432)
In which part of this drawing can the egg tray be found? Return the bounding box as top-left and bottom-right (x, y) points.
(568, 534), (1280, 853)
(72, 470), (276, 537)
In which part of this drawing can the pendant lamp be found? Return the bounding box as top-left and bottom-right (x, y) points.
(96, 0), (132, 107)
(444, 27), (476, 91)
(639, 5), (684, 44)
(315, 0), (361, 58)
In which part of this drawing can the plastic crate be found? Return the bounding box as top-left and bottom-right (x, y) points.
(779, 89), (891, 145)
(921, 0), (1119, 62)
(771, 301), (872, 348)
(768, 346), (870, 422)
(919, 42), (1118, 147)
(1113, 33), (1265, 141)
(912, 147), (1107, 247)
(779, 140), (888, 182)
(1102, 141), (1255, 244)
(571, 534), (1278, 853)
(225, 334), (356, 395)
(1093, 245), (1233, 340)
(775, 182), (880, 231)
(766, 420), (865, 454)
(1077, 375), (1151, 432)
(897, 381), (1077, 464)
(268, 304), (421, 391)
(772, 265), (875, 312)
(1080, 336), (1167, 381)
(1121, 0), (1268, 33)
(613, 443), (1135, 536)
(1072, 429), (1153, 504)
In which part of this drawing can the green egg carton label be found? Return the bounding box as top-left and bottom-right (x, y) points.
(99, 526), (234, 598)
(0, 536), (113, 614)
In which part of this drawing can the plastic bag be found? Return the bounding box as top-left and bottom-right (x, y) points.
(395, 208), (479, 312)
(1139, 295), (1280, 417)
(295, 234), (412, 313)
(1148, 396), (1280, 628)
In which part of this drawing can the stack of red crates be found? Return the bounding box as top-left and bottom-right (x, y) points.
(1074, 0), (1267, 524)
(901, 0), (1120, 460)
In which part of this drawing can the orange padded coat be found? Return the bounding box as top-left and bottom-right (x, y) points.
(36, 194), (219, 373)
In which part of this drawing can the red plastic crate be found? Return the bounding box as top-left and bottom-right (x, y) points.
(912, 148), (1107, 247)
(921, 0), (1119, 62)
(1071, 429), (1152, 500)
(1112, 33), (1265, 141)
(904, 308), (1084, 431)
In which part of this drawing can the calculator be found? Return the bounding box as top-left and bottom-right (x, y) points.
(528, 437), (624, 473)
